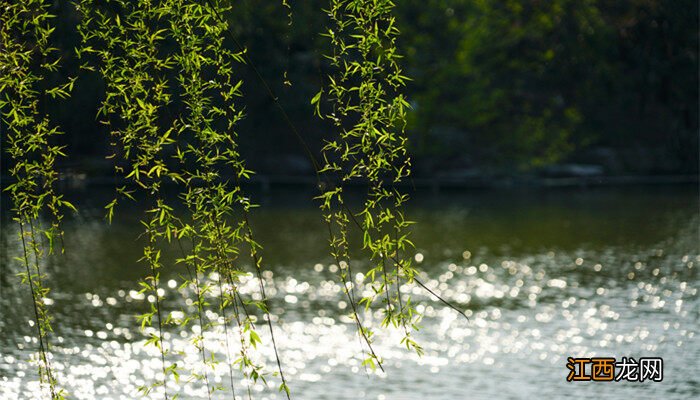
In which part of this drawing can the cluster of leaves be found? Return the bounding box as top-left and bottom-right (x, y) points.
(0, 1), (77, 398)
(314, 0), (422, 371)
(75, 0), (289, 398)
(2, 0), (461, 397)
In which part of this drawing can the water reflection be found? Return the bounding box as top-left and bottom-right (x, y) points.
(1, 187), (698, 399)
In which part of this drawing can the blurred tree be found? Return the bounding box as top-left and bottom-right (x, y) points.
(397, 0), (697, 172)
(397, 0), (613, 169)
(597, 0), (699, 173)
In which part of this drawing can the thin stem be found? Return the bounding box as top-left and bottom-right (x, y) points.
(19, 219), (57, 398)
(148, 229), (169, 400)
(380, 254), (393, 322)
(176, 238), (212, 400)
(394, 228), (409, 336)
(242, 213), (291, 399)
(412, 277), (469, 322)
(215, 263), (241, 399)
(325, 219), (384, 373)
(230, 289), (253, 400)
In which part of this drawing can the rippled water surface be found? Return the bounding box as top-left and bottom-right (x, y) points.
(1, 186), (698, 399)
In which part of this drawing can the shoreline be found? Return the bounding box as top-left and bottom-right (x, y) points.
(0, 173), (698, 192)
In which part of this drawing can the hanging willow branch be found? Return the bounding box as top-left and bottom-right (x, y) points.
(76, 0), (290, 398)
(170, 1), (290, 397)
(1, 1), (76, 398)
(76, 2), (184, 397)
(313, 0), (423, 368)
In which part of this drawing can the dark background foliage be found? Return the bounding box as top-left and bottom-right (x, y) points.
(3, 0), (698, 179)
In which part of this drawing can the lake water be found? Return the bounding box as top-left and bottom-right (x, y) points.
(1, 185), (698, 399)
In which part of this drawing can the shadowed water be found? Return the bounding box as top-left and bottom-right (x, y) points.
(1, 185), (698, 399)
